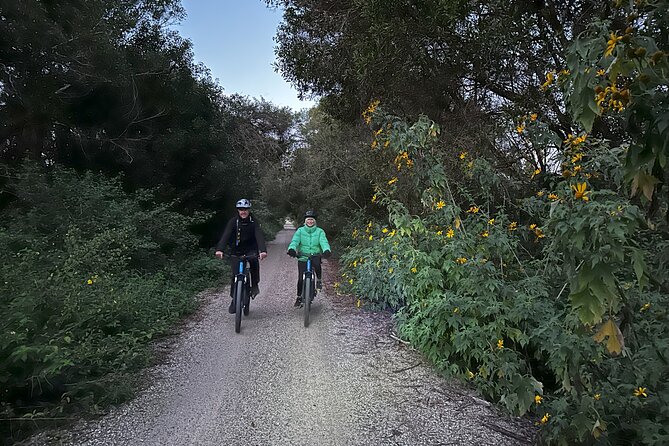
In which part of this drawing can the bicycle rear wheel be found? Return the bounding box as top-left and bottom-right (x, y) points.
(303, 276), (312, 327)
(235, 280), (244, 333)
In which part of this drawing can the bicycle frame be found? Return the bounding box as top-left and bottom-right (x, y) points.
(299, 254), (320, 327)
(228, 254), (257, 333)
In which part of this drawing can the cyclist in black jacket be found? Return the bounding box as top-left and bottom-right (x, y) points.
(215, 198), (267, 313)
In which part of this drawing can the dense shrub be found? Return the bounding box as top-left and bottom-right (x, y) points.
(0, 163), (223, 440)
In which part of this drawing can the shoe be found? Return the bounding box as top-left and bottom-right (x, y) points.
(294, 296), (303, 307)
(228, 299), (235, 314)
(316, 280), (322, 290)
(250, 285), (260, 299)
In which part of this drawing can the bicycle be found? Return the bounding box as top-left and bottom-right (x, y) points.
(297, 253), (321, 328)
(226, 253), (258, 333)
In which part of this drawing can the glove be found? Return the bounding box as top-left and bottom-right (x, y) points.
(322, 250), (332, 259)
(287, 249), (297, 257)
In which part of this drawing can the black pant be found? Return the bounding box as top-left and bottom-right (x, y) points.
(229, 254), (259, 297)
(297, 258), (321, 296)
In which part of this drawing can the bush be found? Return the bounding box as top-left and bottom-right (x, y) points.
(0, 163), (224, 441)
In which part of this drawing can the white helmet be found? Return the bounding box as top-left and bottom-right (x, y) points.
(236, 198), (251, 209)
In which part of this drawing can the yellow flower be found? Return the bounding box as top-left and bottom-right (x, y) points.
(605, 32), (623, 57)
(388, 229), (396, 237)
(371, 140), (378, 149)
(531, 168), (541, 179)
(529, 224), (537, 230)
(410, 267), (417, 273)
(497, 339), (504, 350)
(540, 414), (550, 424)
(348, 278), (353, 285)
(641, 303), (651, 312)
(633, 387), (648, 398)
(453, 307), (459, 314)
(333, 282), (340, 288)
(537, 191), (545, 197)
(530, 113), (538, 121)
(384, 140), (390, 148)
(508, 221), (518, 231)
(356, 299), (362, 307)
(597, 69), (606, 76)
(467, 161), (474, 169)
(488, 218), (495, 225)
(535, 395), (543, 405)
(571, 182), (590, 201)
(371, 194), (377, 203)
(446, 228), (455, 238)
(436, 230), (443, 236)
(388, 268), (394, 273)
(368, 235), (373, 241)
(516, 124), (525, 134)
(86, 279), (93, 285)
(352, 228), (358, 238)
(388, 177), (398, 185)
(352, 260), (358, 268)
(459, 151), (467, 160)
(467, 206), (479, 214)
(548, 193), (559, 201)
(382, 228), (388, 233)
(435, 200), (446, 209)
(594, 393), (601, 401)
(375, 128), (383, 136)
(571, 152), (584, 163)
(541, 71), (555, 90)
(573, 165), (582, 173)
(481, 231), (489, 238)
(456, 257), (467, 264)
(466, 370), (474, 379)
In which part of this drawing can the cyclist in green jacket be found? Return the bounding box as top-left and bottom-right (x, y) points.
(287, 210), (331, 307)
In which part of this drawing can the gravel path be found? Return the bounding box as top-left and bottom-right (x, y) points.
(32, 226), (535, 446)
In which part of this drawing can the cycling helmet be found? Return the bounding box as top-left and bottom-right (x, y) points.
(304, 210), (317, 219)
(236, 198), (251, 209)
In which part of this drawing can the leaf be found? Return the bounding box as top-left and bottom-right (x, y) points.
(593, 319), (625, 355)
(630, 248), (648, 290)
(631, 172), (660, 201)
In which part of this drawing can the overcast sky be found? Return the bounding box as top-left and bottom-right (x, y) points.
(176, 0), (316, 111)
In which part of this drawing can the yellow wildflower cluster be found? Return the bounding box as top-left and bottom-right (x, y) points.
(535, 395), (543, 405)
(434, 200), (446, 210)
(531, 168), (541, 179)
(497, 339), (504, 350)
(548, 193), (559, 201)
(459, 151), (467, 160)
(388, 177), (398, 185)
(540, 414), (550, 424)
(86, 274), (99, 285)
(564, 133), (587, 147)
(595, 81), (630, 112)
(640, 303), (651, 312)
(633, 387), (648, 398)
(508, 221), (518, 231)
(466, 206), (480, 214)
(529, 223), (545, 240)
(481, 230), (489, 238)
(394, 151), (414, 171)
(362, 99), (380, 124)
(446, 228), (455, 238)
(455, 257), (467, 264)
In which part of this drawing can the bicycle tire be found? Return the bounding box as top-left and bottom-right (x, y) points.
(303, 276), (312, 327)
(235, 279), (244, 333)
(243, 281), (250, 316)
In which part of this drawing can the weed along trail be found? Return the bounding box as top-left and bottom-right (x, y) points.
(36, 226), (534, 446)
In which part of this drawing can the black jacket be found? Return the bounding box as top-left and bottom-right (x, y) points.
(215, 214), (267, 254)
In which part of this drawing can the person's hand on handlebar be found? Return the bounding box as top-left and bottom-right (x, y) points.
(259, 251), (268, 261)
(287, 248), (297, 257)
(215, 250), (224, 259)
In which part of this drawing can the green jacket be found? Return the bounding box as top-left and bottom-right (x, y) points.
(288, 225), (331, 261)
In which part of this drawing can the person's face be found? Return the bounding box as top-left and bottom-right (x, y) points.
(305, 217), (316, 227)
(237, 208), (250, 218)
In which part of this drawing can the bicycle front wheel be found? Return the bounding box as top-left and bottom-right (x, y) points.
(303, 276), (312, 328)
(235, 280), (244, 333)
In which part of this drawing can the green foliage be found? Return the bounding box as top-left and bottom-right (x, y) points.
(333, 104), (669, 444)
(0, 163), (223, 441)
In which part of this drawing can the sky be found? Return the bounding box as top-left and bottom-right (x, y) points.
(176, 0), (316, 112)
